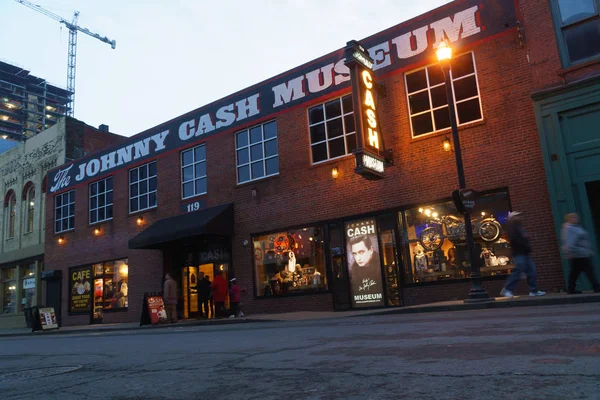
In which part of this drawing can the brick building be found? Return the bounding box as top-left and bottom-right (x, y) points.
(42, 0), (600, 326)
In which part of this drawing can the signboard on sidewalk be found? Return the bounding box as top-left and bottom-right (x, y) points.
(38, 307), (59, 331)
(140, 292), (168, 326)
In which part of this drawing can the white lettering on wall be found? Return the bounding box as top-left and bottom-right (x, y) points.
(216, 104), (236, 129)
(306, 63), (334, 93)
(391, 26), (429, 59)
(50, 165), (73, 193)
(116, 145), (134, 166)
(235, 94), (260, 121)
(272, 76), (305, 107)
(150, 130), (169, 151)
(100, 151), (117, 172)
(368, 42), (392, 71)
(133, 138), (151, 159)
(196, 114), (216, 136)
(429, 5), (481, 46)
(333, 59), (351, 85)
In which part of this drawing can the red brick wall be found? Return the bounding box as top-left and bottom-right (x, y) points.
(45, 2), (570, 325)
(83, 125), (127, 155)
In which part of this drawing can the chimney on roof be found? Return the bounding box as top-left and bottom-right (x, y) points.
(98, 124), (109, 132)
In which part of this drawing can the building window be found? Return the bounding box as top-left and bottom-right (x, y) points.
(236, 121), (279, 183)
(25, 186), (35, 233)
(55, 190), (75, 233)
(401, 190), (512, 284)
(21, 263), (36, 311)
(181, 145), (207, 199)
(308, 95), (357, 164)
(405, 52), (482, 138)
(7, 193), (16, 238)
(253, 227), (327, 297)
(92, 260), (129, 319)
(2, 267), (17, 314)
(130, 162), (157, 213)
(552, 0), (600, 66)
(89, 177), (113, 224)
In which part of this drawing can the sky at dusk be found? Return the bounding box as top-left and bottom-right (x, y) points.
(1, 0), (452, 137)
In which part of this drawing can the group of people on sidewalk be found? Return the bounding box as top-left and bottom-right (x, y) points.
(500, 211), (600, 298)
(162, 271), (246, 324)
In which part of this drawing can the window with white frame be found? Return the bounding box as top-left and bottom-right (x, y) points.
(181, 144), (207, 199)
(405, 52), (482, 138)
(308, 95), (357, 164)
(55, 190), (75, 233)
(130, 161), (157, 213)
(89, 177), (113, 224)
(236, 120), (279, 183)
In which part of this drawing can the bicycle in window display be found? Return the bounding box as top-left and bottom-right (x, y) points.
(419, 214), (502, 251)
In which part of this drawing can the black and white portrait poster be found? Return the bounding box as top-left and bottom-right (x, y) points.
(345, 219), (384, 308)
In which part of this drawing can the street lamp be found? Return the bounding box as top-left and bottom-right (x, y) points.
(436, 40), (490, 302)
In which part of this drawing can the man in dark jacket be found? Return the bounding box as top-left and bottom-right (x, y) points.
(500, 212), (546, 298)
(198, 275), (212, 318)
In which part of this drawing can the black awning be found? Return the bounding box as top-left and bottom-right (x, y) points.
(128, 203), (233, 250)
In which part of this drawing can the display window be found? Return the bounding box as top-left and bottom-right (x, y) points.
(253, 227), (327, 297)
(401, 190), (513, 284)
(91, 259), (129, 320)
(2, 267), (17, 314)
(20, 263), (36, 311)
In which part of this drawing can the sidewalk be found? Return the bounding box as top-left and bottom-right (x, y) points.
(2, 292), (599, 337)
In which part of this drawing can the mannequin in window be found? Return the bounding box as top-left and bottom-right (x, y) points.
(414, 243), (429, 274)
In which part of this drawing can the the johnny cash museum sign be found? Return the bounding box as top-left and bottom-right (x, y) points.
(47, 0), (516, 192)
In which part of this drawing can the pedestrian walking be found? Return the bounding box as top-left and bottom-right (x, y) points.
(500, 211), (546, 298)
(163, 273), (178, 323)
(198, 275), (212, 318)
(228, 278), (246, 318)
(561, 213), (600, 294)
(211, 271), (228, 318)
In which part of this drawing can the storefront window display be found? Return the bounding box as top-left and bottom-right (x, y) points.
(402, 191), (513, 284)
(20, 263), (36, 311)
(253, 227), (327, 297)
(2, 267), (17, 314)
(91, 259), (129, 320)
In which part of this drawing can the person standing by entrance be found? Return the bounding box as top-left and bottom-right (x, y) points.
(211, 271), (228, 318)
(163, 273), (178, 323)
(561, 213), (600, 294)
(198, 275), (212, 318)
(500, 211), (546, 298)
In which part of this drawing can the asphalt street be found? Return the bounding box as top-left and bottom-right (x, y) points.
(1, 303), (599, 400)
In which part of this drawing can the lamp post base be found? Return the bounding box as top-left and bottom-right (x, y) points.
(464, 288), (494, 303)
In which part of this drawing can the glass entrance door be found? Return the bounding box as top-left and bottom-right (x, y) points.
(182, 266), (199, 319)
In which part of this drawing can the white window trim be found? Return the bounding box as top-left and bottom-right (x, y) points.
(405, 51), (483, 139)
(308, 95), (356, 165)
(89, 177), (114, 225)
(55, 190), (75, 234)
(129, 161), (158, 214)
(181, 144), (207, 200)
(235, 120), (279, 184)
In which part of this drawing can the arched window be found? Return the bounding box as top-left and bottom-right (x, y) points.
(25, 186), (35, 233)
(7, 193), (16, 238)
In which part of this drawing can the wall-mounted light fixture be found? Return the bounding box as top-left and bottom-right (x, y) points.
(442, 137), (452, 152)
(57, 236), (65, 245)
(251, 188), (257, 198)
(94, 228), (101, 236)
(331, 166), (339, 179)
(136, 216), (144, 226)
(242, 239), (249, 247)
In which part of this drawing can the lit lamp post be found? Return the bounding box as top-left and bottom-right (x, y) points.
(436, 41), (490, 302)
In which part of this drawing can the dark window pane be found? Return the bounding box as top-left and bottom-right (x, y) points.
(251, 161), (264, 179)
(564, 20), (600, 63)
(195, 162), (206, 178)
(106, 206), (113, 219)
(308, 105), (324, 124)
(140, 196), (148, 210)
(99, 195), (105, 207)
(149, 162), (157, 177)
(266, 156), (279, 175)
(98, 208), (105, 221)
(250, 126), (262, 144)
(55, 221), (61, 232)
(237, 148), (250, 165)
(312, 143), (328, 163)
(430, 85), (448, 108)
(451, 53), (475, 79)
(264, 121), (277, 139)
(130, 199), (138, 212)
(264, 139), (278, 157)
(149, 192), (157, 207)
(558, 0), (596, 24)
(456, 98), (482, 124)
(310, 124), (326, 144)
(412, 112), (434, 136)
(250, 144), (263, 161)
(405, 69), (427, 93)
(195, 178), (207, 194)
(56, 207), (62, 219)
(69, 191), (75, 203)
(427, 65), (445, 86)
(183, 182), (194, 198)
(182, 149), (193, 166)
(106, 177), (113, 191)
(55, 195), (62, 207)
(90, 209), (97, 223)
(148, 177), (157, 192)
(68, 203), (74, 216)
(433, 107), (451, 130)
(68, 217), (74, 230)
(236, 131), (249, 148)
(91, 196), (97, 210)
(90, 183), (97, 196)
(238, 165), (250, 183)
(194, 145), (206, 161)
(453, 75), (478, 101)
(346, 134), (357, 154)
(325, 99), (342, 119)
(107, 191), (113, 205)
(130, 183), (138, 197)
(342, 95), (353, 113)
(327, 118), (344, 138)
(139, 166), (147, 180)
(328, 138), (346, 158)
(408, 91), (431, 114)
(130, 169), (138, 183)
(344, 114), (355, 133)
(98, 180), (105, 193)
(140, 181), (148, 195)
(183, 166), (193, 182)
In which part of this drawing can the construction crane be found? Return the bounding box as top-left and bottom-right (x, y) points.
(15, 0), (116, 117)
